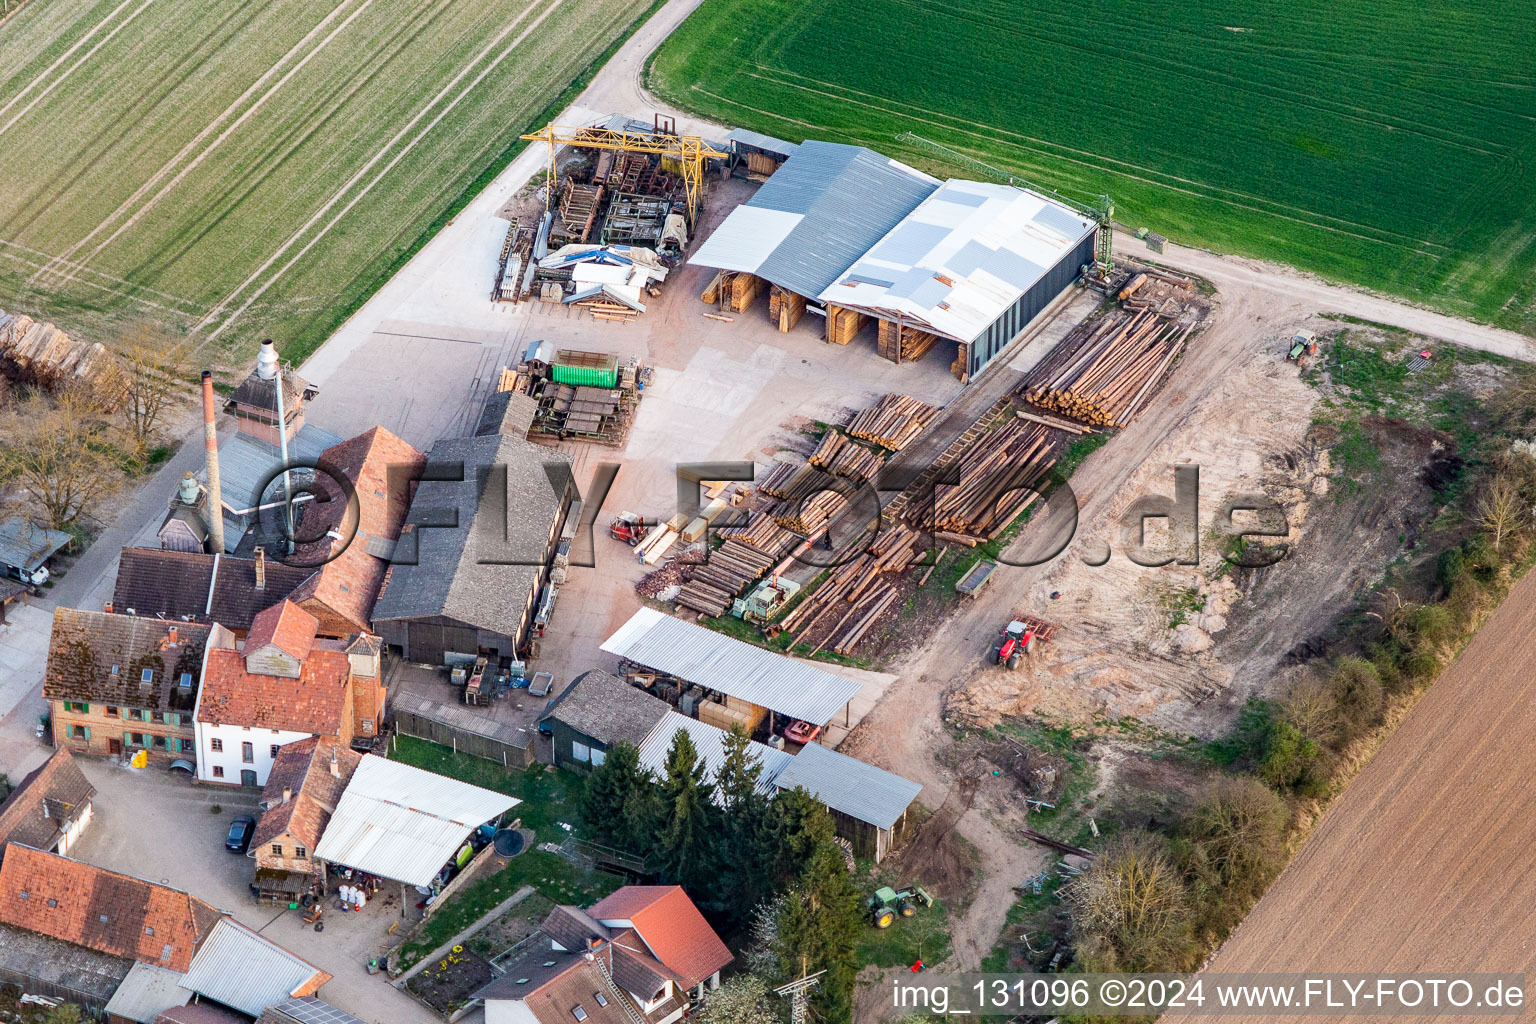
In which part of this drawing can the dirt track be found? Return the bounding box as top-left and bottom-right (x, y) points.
(1164, 568), (1536, 1022)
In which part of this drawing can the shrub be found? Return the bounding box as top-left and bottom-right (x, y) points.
(1259, 721), (1327, 795)
(1065, 831), (1196, 972)
(1435, 547), (1466, 594)
(1281, 674), (1342, 746)
(1328, 657), (1384, 740)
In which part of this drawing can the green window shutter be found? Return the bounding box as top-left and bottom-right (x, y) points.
(82, 703), (89, 714)
(167, 712), (179, 726)
(82, 726), (90, 740)
(124, 731), (132, 747)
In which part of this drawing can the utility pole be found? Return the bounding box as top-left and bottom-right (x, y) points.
(774, 963), (826, 1024)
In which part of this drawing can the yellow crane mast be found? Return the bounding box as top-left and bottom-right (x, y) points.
(519, 123), (728, 227)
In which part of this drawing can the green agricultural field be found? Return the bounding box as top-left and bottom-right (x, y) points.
(649, 0), (1536, 333)
(0, 0), (655, 359)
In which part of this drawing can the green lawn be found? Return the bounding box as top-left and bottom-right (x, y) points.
(649, 0), (1536, 333)
(0, 0), (657, 359)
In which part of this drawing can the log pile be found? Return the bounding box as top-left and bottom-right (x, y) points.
(721, 511), (800, 554)
(0, 311), (126, 406)
(779, 524), (926, 654)
(876, 319), (941, 363)
(808, 430), (883, 483)
(757, 460), (827, 502)
(637, 560), (692, 598)
(824, 304), (866, 345)
(677, 536), (783, 616)
(768, 285), (806, 332)
(847, 393), (940, 451)
(1021, 309), (1191, 427)
(769, 490), (846, 535)
(928, 420), (1057, 541)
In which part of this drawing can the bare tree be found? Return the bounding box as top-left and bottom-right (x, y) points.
(0, 389), (129, 529)
(1281, 673), (1342, 745)
(1473, 472), (1524, 552)
(1184, 777), (1289, 892)
(111, 324), (193, 456)
(1064, 831), (1194, 971)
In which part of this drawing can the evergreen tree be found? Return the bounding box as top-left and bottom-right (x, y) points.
(578, 741), (645, 846)
(716, 725), (774, 920)
(767, 786), (836, 887)
(656, 728), (718, 892)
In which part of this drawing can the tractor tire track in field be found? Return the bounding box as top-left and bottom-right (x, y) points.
(0, 243), (199, 317)
(119, 0), (447, 291)
(6, 0), (270, 260)
(0, 0), (140, 117)
(0, 0), (158, 142)
(196, 0), (567, 343)
(734, 68), (1451, 257)
(0, 235), (204, 310)
(37, 0), (374, 288)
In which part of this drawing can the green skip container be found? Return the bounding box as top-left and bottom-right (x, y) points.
(551, 349), (619, 388)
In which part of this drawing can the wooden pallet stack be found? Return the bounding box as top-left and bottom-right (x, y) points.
(779, 524), (925, 654)
(1022, 309), (1192, 427)
(824, 304), (867, 345)
(876, 319), (942, 363)
(808, 430), (884, 484)
(769, 490), (846, 535)
(930, 420), (1057, 541)
(768, 285), (807, 332)
(848, 393), (941, 451)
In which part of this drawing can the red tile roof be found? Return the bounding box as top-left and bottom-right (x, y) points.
(588, 886), (732, 989)
(290, 427), (424, 634)
(0, 844), (220, 972)
(247, 601), (318, 661)
(253, 739), (361, 850)
(0, 748), (94, 854)
(198, 647), (351, 734)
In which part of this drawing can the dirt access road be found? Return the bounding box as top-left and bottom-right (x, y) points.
(1163, 568), (1536, 1023)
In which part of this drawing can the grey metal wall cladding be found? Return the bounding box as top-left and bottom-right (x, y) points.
(969, 230), (1097, 376)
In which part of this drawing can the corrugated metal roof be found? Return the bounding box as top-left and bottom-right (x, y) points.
(0, 518), (71, 570)
(773, 741), (922, 830)
(214, 424), (343, 515)
(690, 141), (938, 297)
(727, 128), (799, 158)
(818, 179), (1096, 343)
(312, 755), (520, 887)
(636, 712), (793, 796)
(688, 206), (802, 274)
(178, 918), (325, 1017)
(601, 608), (862, 725)
(103, 962), (190, 1023)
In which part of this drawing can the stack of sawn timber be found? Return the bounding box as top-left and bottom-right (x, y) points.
(876, 319), (941, 363)
(926, 420), (1057, 542)
(0, 311), (126, 405)
(847, 394), (940, 451)
(779, 524), (925, 655)
(808, 430), (884, 484)
(1022, 309), (1192, 427)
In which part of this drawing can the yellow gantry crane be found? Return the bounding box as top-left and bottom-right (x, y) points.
(520, 123), (728, 227)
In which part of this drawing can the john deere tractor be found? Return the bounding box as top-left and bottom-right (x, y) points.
(867, 885), (934, 928)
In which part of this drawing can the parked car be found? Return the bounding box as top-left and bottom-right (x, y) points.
(784, 719), (822, 744)
(225, 816), (255, 853)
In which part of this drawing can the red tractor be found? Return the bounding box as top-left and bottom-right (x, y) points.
(993, 616), (1054, 669)
(609, 512), (646, 546)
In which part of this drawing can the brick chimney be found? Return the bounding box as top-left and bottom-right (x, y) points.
(201, 371), (225, 553)
(329, 747), (340, 778)
(282, 786), (292, 805)
(168, 626), (179, 645)
(254, 546), (266, 590)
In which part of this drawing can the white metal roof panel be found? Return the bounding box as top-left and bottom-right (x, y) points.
(179, 918), (324, 1017)
(601, 608), (862, 725)
(103, 962), (190, 1023)
(689, 205), (802, 274)
(773, 741), (922, 829)
(817, 179), (1096, 343)
(636, 712), (793, 796)
(312, 755), (520, 887)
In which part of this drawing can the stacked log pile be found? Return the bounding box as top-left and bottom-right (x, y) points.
(769, 490), (846, 535)
(757, 460), (827, 502)
(808, 430), (884, 484)
(677, 536), (784, 616)
(779, 524), (925, 655)
(722, 512), (799, 554)
(924, 420), (1058, 542)
(1021, 309), (1191, 427)
(0, 311), (125, 405)
(876, 319), (941, 363)
(847, 393), (940, 451)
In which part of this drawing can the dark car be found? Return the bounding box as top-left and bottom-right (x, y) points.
(225, 816), (256, 853)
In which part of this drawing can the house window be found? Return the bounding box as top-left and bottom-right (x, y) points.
(106, 706), (118, 717)
(593, 993), (609, 1007)
(67, 724), (91, 740)
(151, 711), (164, 724)
(241, 742), (254, 763)
(131, 733), (145, 746)
(571, 741), (591, 763)
(111, 665), (119, 675)
(590, 748), (606, 767)
(179, 672), (193, 688)
(210, 738), (223, 752)
(213, 766), (225, 778)
(270, 744), (280, 759)
(141, 669), (154, 683)
(153, 736), (167, 749)
(145, 926), (154, 936)
(65, 701), (88, 713)
(361, 718), (374, 734)
(271, 844), (283, 857)
(294, 846), (306, 859)
(572, 1008), (588, 1022)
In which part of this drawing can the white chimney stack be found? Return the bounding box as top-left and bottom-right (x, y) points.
(256, 339), (279, 380)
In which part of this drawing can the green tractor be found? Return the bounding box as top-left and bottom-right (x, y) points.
(867, 885), (933, 928)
